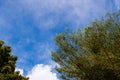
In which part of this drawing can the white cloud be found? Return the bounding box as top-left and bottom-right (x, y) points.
(15, 64), (58, 80)
(15, 68), (24, 75)
(27, 64), (58, 80)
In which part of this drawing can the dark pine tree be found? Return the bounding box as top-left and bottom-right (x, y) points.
(0, 40), (29, 80)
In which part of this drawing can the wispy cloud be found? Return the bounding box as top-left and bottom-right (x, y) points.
(115, 0), (120, 9)
(19, 0), (107, 28)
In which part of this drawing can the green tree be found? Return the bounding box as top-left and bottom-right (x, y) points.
(52, 11), (120, 80)
(0, 40), (28, 80)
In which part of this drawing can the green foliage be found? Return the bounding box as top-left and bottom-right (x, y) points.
(52, 11), (120, 80)
(0, 40), (29, 80)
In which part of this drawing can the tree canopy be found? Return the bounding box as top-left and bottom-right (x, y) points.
(52, 11), (120, 80)
(0, 40), (28, 80)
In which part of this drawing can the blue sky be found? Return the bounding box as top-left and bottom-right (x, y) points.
(0, 0), (120, 80)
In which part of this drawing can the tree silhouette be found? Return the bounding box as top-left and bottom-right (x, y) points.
(0, 40), (28, 80)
